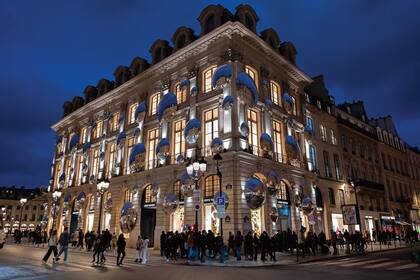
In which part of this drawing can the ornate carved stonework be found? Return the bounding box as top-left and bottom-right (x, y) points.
(162, 78), (171, 91)
(221, 48), (243, 62)
(187, 66), (199, 78)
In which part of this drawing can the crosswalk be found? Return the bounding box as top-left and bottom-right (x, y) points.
(301, 257), (420, 272)
(0, 260), (164, 280)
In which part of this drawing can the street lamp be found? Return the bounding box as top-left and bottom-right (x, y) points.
(18, 198), (27, 231)
(213, 153), (223, 236)
(97, 179), (110, 232)
(1, 207), (5, 230)
(52, 190), (62, 231)
(186, 156), (207, 231)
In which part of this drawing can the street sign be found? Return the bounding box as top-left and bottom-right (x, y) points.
(216, 196), (225, 206)
(216, 204), (225, 218)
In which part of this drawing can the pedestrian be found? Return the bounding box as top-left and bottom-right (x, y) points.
(227, 232), (235, 256)
(92, 233), (102, 264)
(140, 236), (149, 264)
(160, 231), (166, 257)
(234, 231), (243, 261)
(135, 235), (143, 263)
(77, 229), (84, 249)
(252, 233), (259, 261)
(116, 234), (126, 266)
(244, 231), (253, 260)
(111, 232), (117, 255)
(42, 230), (58, 264)
(55, 227), (69, 263)
(331, 230), (338, 255)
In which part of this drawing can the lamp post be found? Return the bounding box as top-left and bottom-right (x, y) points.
(213, 153), (223, 236)
(186, 155), (207, 231)
(18, 198), (27, 231)
(97, 179), (110, 232)
(52, 190), (62, 231)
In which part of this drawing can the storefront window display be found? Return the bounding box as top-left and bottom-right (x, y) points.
(171, 207), (184, 232)
(332, 213), (348, 233)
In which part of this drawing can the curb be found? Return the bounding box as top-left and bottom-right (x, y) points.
(297, 246), (409, 264)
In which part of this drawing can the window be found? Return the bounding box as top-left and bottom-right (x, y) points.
(338, 190), (345, 206)
(245, 66), (258, 89)
(80, 127), (87, 144)
(328, 188), (335, 205)
(144, 185), (157, 204)
(306, 116), (314, 132)
(277, 181), (288, 201)
(204, 175), (219, 199)
(175, 83), (187, 104)
(91, 148), (100, 178)
(248, 109), (259, 154)
(382, 153), (388, 169)
(146, 128), (159, 170)
(173, 180), (184, 201)
(320, 124), (327, 142)
(272, 120), (283, 162)
(128, 103), (138, 124)
(124, 189), (132, 203)
(76, 154), (84, 185)
(270, 81), (281, 106)
(110, 112), (119, 132)
(149, 93), (161, 116)
(126, 137), (135, 174)
(204, 108), (219, 155)
(93, 120), (103, 139)
(333, 154), (342, 180)
(290, 95), (297, 115)
(310, 145), (317, 171)
(64, 158), (71, 185)
(323, 150), (331, 178)
(203, 65), (217, 93)
(331, 129), (337, 145)
(173, 119), (186, 159)
(107, 143), (116, 178)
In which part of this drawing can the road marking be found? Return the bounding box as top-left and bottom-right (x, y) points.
(387, 263), (420, 270)
(339, 258), (390, 267)
(366, 260), (404, 269)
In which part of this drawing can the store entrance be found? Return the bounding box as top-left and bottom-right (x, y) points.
(140, 186), (156, 247)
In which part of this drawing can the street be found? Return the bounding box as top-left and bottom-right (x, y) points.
(0, 243), (418, 280)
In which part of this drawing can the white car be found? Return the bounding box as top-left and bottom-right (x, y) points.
(0, 230), (6, 249)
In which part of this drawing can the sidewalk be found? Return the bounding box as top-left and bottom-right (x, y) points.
(7, 237), (410, 267)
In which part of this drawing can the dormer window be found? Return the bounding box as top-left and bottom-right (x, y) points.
(204, 14), (215, 34)
(154, 47), (163, 63)
(245, 14), (254, 30)
(176, 34), (186, 49)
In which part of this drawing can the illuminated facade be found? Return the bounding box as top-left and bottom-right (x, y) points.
(48, 4), (419, 248)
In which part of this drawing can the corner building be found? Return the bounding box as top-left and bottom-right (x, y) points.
(48, 4), (418, 248)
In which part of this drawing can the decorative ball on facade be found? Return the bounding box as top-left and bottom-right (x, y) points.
(158, 92), (177, 123)
(283, 92), (294, 114)
(135, 102), (147, 123)
(211, 137), (224, 154)
(176, 154), (185, 164)
(240, 122), (249, 138)
(260, 133), (273, 152)
(244, 178), (266, 210)
(184, 118), (201, 145)
(221, 95), (234, 110)
(120, 202), (137, 234)
(162, 193), (178, 214)
(156, 138), (170, 164)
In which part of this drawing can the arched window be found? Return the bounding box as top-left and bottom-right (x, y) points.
(175, 82), (187, 104)
(204, 14), (215, 34)
(270, 81), (281, 106)
(277, 181), (288, 201)
(128, 103), (138, 124)
(173, 180), (184, 201)
(204, 175), (219, 199)
(144, 185), (156, 204)
(203, 65), (217, 93)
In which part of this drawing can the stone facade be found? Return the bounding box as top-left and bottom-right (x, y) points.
(46, 4), (420, 248)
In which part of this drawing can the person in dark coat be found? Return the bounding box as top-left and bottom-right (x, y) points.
(116, 234), (126, 266)
(234, 231), (244, 261)
(244, 231), (253, 260)
(227, 232), (235, 256)
(252, 233), (260, 261)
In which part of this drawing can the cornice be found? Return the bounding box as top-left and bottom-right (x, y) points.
(52, 22), (312, 132)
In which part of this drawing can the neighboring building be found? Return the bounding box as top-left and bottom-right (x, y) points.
(47, 4), (419, 248)
(407, 147), (420, 231)
(0, 186), (48, 233)
(370, 116), (415, 232)
(336, 101), (388, 238)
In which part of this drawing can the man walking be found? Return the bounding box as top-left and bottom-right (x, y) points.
(42, 230), (58, 264)
(55, 227), (69, 263)
(234, 231), (243, 261)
